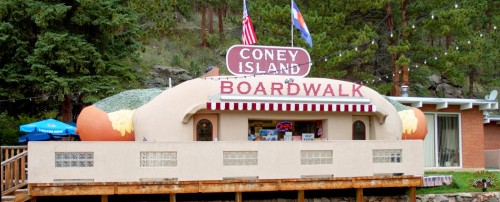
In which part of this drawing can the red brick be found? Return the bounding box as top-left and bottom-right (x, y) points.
(484, 123), (500, 150)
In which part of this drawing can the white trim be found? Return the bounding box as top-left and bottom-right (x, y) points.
(423, 112), (462, 169)
(436, 102), (448, 110)
(458, 113), (463, 168)
(412, 101), (423, 108)
(483, 115), (500, 124)
(388, 96), (498, 111)
(460, 103), (472, 110)
(433, 114), (438, 168)
(479, 103), (491, 110)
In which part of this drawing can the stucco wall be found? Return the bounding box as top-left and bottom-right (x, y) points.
(27, 140), (423, 183)
(133, 76), (402, 142)
(216, 111), (376, 141)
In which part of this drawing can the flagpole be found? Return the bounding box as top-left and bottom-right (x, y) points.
(290, 0), (293, 47)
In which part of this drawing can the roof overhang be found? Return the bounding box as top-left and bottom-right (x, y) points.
(387, 96), (499, 111)
(388, 96), (499, 125)
(483, 115), (500, 125)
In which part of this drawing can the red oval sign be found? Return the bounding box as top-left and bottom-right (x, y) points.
(276, 121), (293, 132)
(226, 45), (311, 77)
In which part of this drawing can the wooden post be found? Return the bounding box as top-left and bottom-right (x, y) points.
(6, 163), (11, 188)
(235, 192), (242, 202)
(21, 156), (26, 181)
(14, 157), (19, 184)
(408, 186), (416, 202)
(101, 195), (108, 202)
(170, 193), (176, 202)
(28, 184), (36, 202)
(298, 190), (305, 202)
(356, 188), (363, 202)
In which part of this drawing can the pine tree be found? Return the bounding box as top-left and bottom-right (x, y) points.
(246, 0), (498, 97)
(0, 0), (141, 121)
(401, 0), (499, 97)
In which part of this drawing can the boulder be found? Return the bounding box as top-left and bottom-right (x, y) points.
(428, 75), (465, 98)
(145, 65), (193, 88)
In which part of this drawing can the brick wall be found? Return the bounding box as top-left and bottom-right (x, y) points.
(484, 123), (500, 150)
(418, 105), (484, 169)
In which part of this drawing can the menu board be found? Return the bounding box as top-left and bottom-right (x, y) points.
(302, 133), (314, 141)
(284, 132), (292, 141)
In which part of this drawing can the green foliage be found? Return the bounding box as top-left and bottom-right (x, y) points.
(1, 0), (499, 134)
(171, 55), (183, 67)
(418, 171), (500, 194)
(138, 16), (240, 77)
(0, 111), (21, 145)
(0, 110), (59, 145)
(127, 0), (183, 38)
(405, 0), (499, 97)
(370, 83), (393, 96)
(395, 55), (410, 67)
(206, 33), (221, 48)
(0, 0), (142, 118)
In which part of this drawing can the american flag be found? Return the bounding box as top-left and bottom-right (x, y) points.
(242, 0), (257, 45)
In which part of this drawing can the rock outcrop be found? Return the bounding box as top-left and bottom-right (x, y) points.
(145, 65), (193, 88)
(428, 75), (465, 98)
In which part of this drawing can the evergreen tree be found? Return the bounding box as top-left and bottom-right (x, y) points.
(0, 0), (141, 121)
(249, 0), (391, 92)
(401, 0), (499, 97)
(245, 0), (498, 96)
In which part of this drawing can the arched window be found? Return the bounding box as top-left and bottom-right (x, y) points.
(196, 119), (213, 141)
(352, 120), (366, 140)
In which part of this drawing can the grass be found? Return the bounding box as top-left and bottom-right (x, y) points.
(416, 171), (500, 194)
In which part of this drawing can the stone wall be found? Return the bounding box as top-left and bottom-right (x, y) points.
(417, 192), (500, 202)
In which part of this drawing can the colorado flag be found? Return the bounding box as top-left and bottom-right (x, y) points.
(292, 0), (312, 48)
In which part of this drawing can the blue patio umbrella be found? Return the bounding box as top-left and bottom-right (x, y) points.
(20, 118), (77, 135)
(18, 132), (52, 143)
(19, 119), (78, 143)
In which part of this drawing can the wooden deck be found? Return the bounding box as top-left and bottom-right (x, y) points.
(27, 175), (422, 202)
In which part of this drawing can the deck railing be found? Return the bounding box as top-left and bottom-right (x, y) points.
(1, 150), (28, 196)
(2, 146), (27, 162)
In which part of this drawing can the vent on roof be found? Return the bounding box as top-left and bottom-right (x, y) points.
(401, 85), (409, 97)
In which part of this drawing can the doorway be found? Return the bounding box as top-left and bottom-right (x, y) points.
(193, 114), (218, 141)
(196, 119), (213, 141)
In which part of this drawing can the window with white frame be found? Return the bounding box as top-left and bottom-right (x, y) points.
(423, 113), (461, 168)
